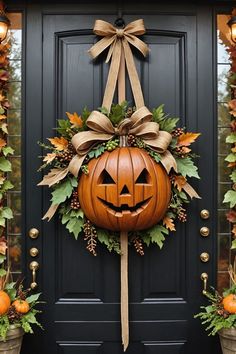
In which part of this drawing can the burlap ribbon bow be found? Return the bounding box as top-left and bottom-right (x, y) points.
(88, 19), (149, 111)
(68, 106), (177, 177)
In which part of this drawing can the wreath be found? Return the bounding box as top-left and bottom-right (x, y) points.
(38, 102), (200, 256)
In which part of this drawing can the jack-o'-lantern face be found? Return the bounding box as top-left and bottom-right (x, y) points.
(78, 147), (171, 232)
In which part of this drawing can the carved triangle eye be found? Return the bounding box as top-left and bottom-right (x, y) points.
(101, 170), (116, 184)
(136, 168), (149, 184)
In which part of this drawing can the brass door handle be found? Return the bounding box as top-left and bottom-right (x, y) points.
(201, 272), (208, 295)
(29, 261), (39, 290)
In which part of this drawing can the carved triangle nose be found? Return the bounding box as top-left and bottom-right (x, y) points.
(120, 185), (130, 195)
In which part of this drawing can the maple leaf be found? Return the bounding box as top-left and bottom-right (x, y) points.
(0, 237), (7, 255)
(177, 132), (201, 146)
(226, 210), (236, 223)
(48, 137), (68, 151)
(66, 112), (83, 128)
(163, 216), (176, 231)
(173, 175), (187, 191)
(43, 152), (56, 164)
(0, 138), (6, 149)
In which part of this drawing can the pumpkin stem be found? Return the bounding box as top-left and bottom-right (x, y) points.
(119, 135), (128, 147)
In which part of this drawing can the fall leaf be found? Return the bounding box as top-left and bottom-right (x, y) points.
(232, 146), (236, 153)
(66, 112), (83, 128)
(228, 162), (236, 168)
(43, 153), (56, 164)
(177, 132), (201, 146)
(0, 138), (6, 148)
(226, 210), (236, 223)
(0, 237), (7, 255)
(163, 216), (176, 231)
(173, 175), (187, 192)
(0, 115), (6, 120)
(48, 137), (68, 151)
(232, 224), (236, 237)
(181, 146), (191, 154)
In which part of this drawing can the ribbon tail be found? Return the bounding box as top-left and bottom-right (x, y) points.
(161, 150), (177, 173)
(120, 231), (129, 352)
(42, 203), (59, 221)
(68, 155), (87, 177)
(183, 182), (201, 199)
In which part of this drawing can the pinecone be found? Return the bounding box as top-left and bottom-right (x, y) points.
(127, 134), (136, 146)
(57, 143), (75, 164)
(7, 306), (22, 323)
(126, 107), (134, 118)
(172, 128), (184, 137)
(70, 190), (80, 210)
(83, 220), (97, 256)
(133, 236), (144, 256)
(178, 207), (187, 222)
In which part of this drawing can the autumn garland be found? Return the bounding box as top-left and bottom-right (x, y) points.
(0, 40), (14, 270)
(38, 102), (200, 256)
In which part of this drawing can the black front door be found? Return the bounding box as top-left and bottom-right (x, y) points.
(23, 2), (218, 354)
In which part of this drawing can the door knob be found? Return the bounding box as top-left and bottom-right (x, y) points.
(28, 228), (39, 239)
(200, 209), (210, 219)
(200, 227), (210, 237)
(29, 261), (39, 289)
(200, 252), (210, 263)
(201, 272), (208, 295)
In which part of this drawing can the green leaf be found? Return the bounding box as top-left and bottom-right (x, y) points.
(51, 179), (73, 205)
(97, 229), (110, 247)
(109, 102), (127, 125)
(226, 133), (236, 143)
(0, 217), (5, 227)
(232, 239), (236, 249)
(65, 217), (83, 239)
(2, 146), (14, 156)
(81, 106), (91, 123)
(4, 282), (15, 290)
(0, 268), (6, 277)
(230, 170), (236, 183)
(2, 207), (13, 219)
(223, 190), (236, 208)
(70, 209), (84, 218)
(7, 288), (17, 301)
(159, 117), (179, 132)
(149, 225), (169, 249)
(0, 123), (8, 134)
(70, 177), (78, 188)
(175, 157), (200, 179)
(0, 255), (6, 264)
(0, 157), (11, 172)
(2, 180), (14, 191)
(152, 104), (165, 123)
(225, 153), (236, 162)
(26, 293), (41, 304)
(56, 119), (71, 136)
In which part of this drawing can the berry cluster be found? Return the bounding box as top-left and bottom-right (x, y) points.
(174, 146), (189, 158)
(132, 236), (144, 256)
(172, 127), (184, 137)
(106, 139), (119, 151)
(178, 207), (187, 222)
(83, 220), (97, 256)
(70, 190), (80, 210)
(126, 107), (135, 118)
(127, 134), (136, 146)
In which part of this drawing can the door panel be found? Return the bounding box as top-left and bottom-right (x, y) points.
(24, 3), (218, 354)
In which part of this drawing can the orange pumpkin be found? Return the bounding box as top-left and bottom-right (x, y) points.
(0, 290), (11, 315)
(78, 147), (171, 231)
(222, 294), (236, 313)
(12, 299), (30, 314)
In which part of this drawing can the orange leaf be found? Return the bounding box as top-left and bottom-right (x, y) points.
(43, 153), (56, 164)
(232, 224), (236, 237)
(0, 138), (6, 148)
(48, 137), (68, 151)
(177, 132), (201, 146)
(66, 112), (83, 128)
(228, 162), (236, 168)
(0, 115), (6, 120)
(0, 238), (7, 256)
(173, 175), (187, 192)
(163, 216), (176, 231)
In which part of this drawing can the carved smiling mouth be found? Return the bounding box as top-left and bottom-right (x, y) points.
(98, 197), (151, 216)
